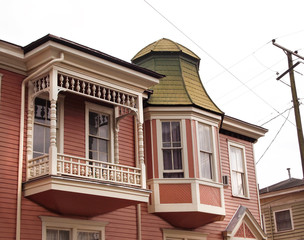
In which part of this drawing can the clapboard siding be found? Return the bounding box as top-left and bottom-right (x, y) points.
(262, 196), (304, 240)
(0, 69), (25, 239)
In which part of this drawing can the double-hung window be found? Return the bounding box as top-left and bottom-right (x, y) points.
(198, 123), (213, 179)
(274, 209), (293, 232)
(161, 121), (183, 178)
(229, 143), (248, 197)
(88, 111), (109, 162)
(86, 103), (112, 162)
(41, 216), (107, 240)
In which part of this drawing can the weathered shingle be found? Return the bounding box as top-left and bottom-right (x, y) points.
(132, 38), (222, 114)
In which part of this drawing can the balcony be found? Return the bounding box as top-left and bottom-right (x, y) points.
(23, 154), (150, 217)
(147, 179), (225, 229)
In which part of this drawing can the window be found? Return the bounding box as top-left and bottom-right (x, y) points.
(89, 111), (109, 162)
(33, 98), (52, 158)
(198, 123), (213, 179)
(33, 97), (63, 158)
(162, 229), (207, 240)
(274, 209), (293, 232)
(161, 121), (183, 178)
(41, 216), (107, 240)
(229, 142), (248, 197)
(86, 103), (113, 162)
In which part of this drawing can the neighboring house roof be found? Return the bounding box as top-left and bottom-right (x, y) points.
(223, 205), (267, 240)
(259, 178), (304, 194)
(132, 38), (222, 115)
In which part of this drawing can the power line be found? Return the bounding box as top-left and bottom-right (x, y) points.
(144, 0), (296, 124)
(256, 108), (291, 165)
(261, 106), (294, 126)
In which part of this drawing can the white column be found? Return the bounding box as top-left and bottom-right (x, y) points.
(26, 81), (34, 180)
(48, 69), (58, 175)
(137, 95), (146, 189)
(114, 107), (120, 164)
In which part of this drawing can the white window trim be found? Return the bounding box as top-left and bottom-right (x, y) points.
(273, 208), (294, 233)
(40, 216), (108, 240)
(228, 141), (250, 199)
(196, 121), (219, 182)
(157, 119), (189, 179)
(261, 213), (266, 233)
(32, 94), (65, 156)
(85, 102), (114, 162)
(162, 228), (207, 240)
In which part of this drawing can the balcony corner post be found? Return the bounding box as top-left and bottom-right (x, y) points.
(48, 69), (58, 175)
(26, 81), (34, 180)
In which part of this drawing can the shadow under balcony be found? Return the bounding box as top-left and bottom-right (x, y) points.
(23, 154), (150, 217)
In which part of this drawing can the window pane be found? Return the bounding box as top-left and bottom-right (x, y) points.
(34, 124), (44, 153)
(47, 229), (70, 240)
(200, 152), (212, 179)
(236, 172), (244, 196)
(78, 231), (100, 240)
(173, 149), (182, 169)
(276, 210), (292, 231)
(163, 149), (172, 170)
(89, 112), (99, 136)
(171, 122), (180, 142)
(199, 124), (212, 152)
(162, 122), (171, 144)
(163, 172), (184, 178)
(231, 146), (244, 172)
(59, 230), (70, 240)
(89, 136), (97, 151)
(47, 229), (58, 240)
(98, 114), (109, 139)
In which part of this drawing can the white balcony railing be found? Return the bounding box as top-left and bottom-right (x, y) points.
(28, 154), (141, 187)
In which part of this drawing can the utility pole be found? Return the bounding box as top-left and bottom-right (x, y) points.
(272, 40), (304, 178)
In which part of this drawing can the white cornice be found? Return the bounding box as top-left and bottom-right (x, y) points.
(0, 40), (27, 74)
(221, 115), (267, 141)
(144, 106), (222, 126)
(24, 41), (160, 91)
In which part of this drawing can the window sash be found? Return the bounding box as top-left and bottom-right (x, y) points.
(88, 111), (110, 162)
(161, 121), (183, 178)
(230, 144), (247, 197)
(275, 210), (293, 232)
(33, 98), (59, 158)
(198, 123), (213, 179)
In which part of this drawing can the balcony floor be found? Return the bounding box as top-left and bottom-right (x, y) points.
(23, 175), (150, 217)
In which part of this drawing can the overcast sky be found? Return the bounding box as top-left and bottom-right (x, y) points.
(2, 0), (304, 188)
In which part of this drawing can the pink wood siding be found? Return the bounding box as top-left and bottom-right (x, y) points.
(144, 120), (153, 179)
(152, 119), (159, 178)
(64, 93), (85, 158)
(192, 120), (200, 178)
(0, 69), (24, 239)
(194, 133), (261, 239)
(185, 119), (195, 178)
(118, 115), (135, 167)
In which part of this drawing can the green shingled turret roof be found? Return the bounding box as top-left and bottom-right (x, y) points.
(132, 38), (223, 114)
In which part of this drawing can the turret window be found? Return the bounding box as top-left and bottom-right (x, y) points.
(161, 121), (183, 178)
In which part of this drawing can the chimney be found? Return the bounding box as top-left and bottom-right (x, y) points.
(287, 168), (291, 179)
